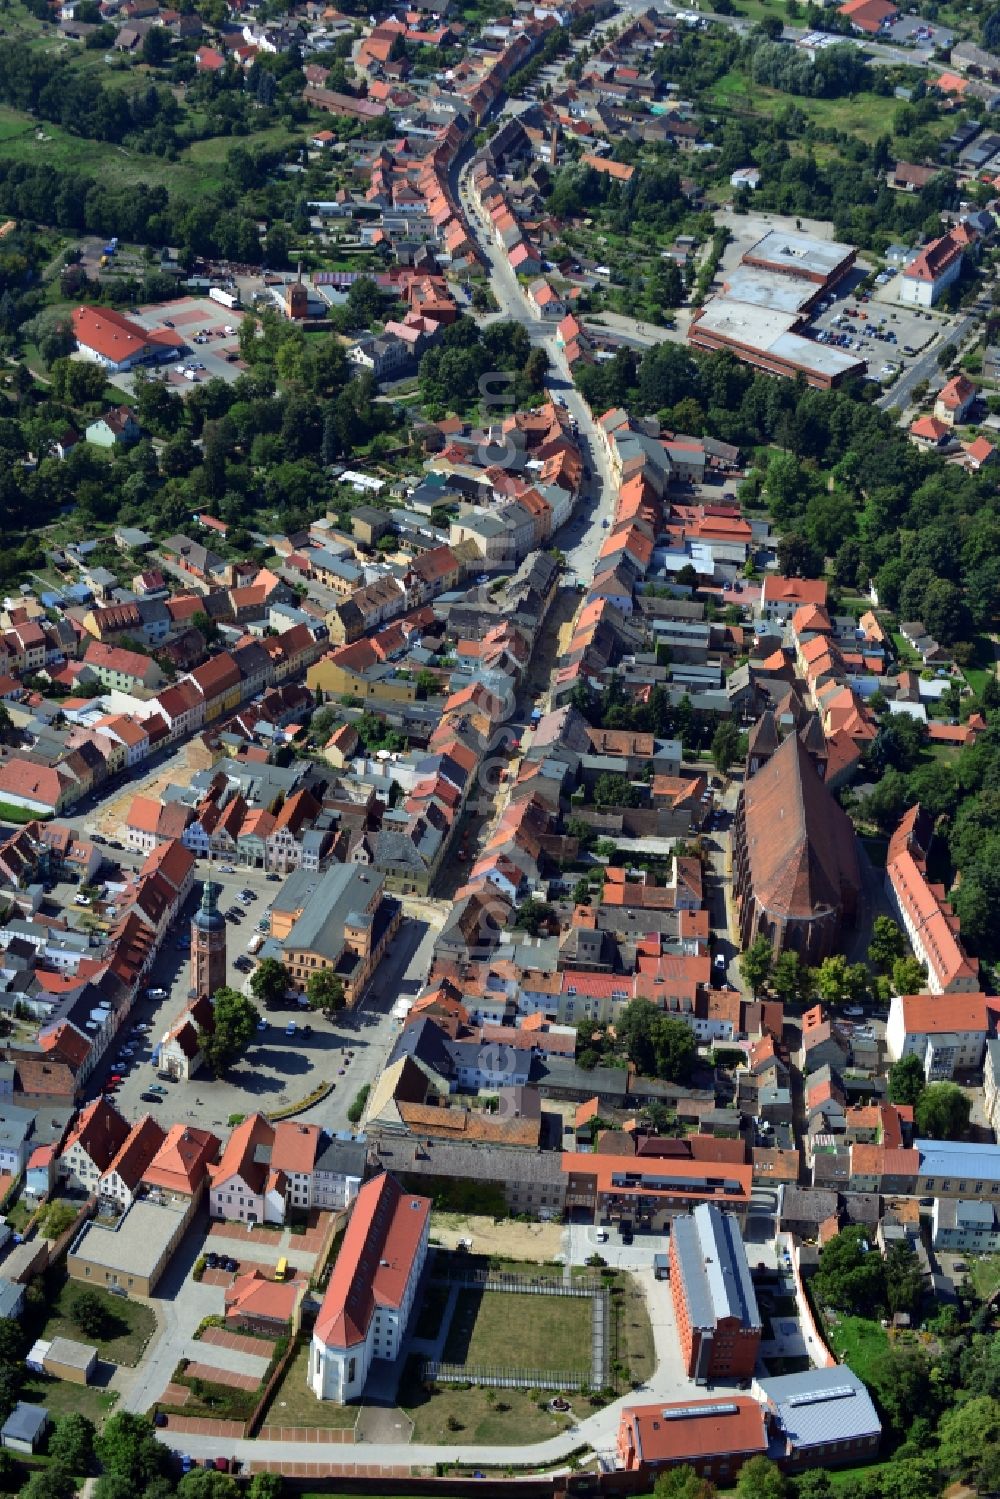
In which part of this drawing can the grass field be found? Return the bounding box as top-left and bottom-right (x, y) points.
(41, 1277), (156, 1368)
(826, 1314), (889, 1382)
(706, 72), (909, 143)
(0, 103), (300, 201)
(969, 1255), (1000, 1301)
(399, 1360), (578, 1445)
(20, 1372), (118, 1426)
(262, 1344), (360, 1430)
(615, 1273), (656, 1390)
(442, 1290), (592, 1374)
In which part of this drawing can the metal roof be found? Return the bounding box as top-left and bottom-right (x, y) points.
(671, 1203), (761, 1333)
(755, 1367), (880, 1450)
(917, 1139), (1000, 1181)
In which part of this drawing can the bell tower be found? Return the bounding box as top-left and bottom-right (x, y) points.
(190, 880), (227, 1000)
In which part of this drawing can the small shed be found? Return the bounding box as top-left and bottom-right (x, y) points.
(43, 1337), (98, 1385)
(653, 1254), (669, 1281)
(1, 1402), (49, 1453)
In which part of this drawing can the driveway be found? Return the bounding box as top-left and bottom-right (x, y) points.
(118, 1215), (225, 1414)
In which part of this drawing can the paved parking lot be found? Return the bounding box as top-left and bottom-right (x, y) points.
(91, 864), (442, 1139)
(109, 295), (247, 399)
(805, 280), (946, 383)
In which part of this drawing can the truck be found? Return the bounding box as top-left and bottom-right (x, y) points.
(209, 287), (240, 310)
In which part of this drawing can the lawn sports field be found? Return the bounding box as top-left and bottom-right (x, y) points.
(442, 1289), (592, 1374)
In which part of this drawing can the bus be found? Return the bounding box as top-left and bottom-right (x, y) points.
(274, 1257), (289, 1282)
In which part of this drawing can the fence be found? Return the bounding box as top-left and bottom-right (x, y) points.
(433, 1269), (602, 1297)
(422, 1359), (590, 1392)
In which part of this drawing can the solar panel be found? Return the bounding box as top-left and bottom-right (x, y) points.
(661, 1404), (740, 1421)
(787, 1386), (856, 1407)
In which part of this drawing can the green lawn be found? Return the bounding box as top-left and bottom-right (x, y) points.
(615, 1273), (656, 1390)
(826, 1314), (889, 1382)
(399, 1360), (578, 1445)
(706, 72), (918, 144)
(0, 103), (301, 201)
(261, 1343), (359, 1430)
(969, 1256), (1000, 1301)
(442, 1290), (592, 1375)
(41, 1277), (156, 1368)
(20, 1372), (118, 1427)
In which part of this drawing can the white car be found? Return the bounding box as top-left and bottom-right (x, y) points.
(74, 894), (92, 906)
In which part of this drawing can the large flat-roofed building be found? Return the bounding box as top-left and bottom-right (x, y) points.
(742, 230), (857, 286)
(688, 228), (865, 389)
(66, 1196), (191, 1297)
(689, 302), (865, 390)
(669, 1204), (762, 1382)
(719, 266), (820, 315)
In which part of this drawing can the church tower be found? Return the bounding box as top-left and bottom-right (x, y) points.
(191, 880), (227, 1000)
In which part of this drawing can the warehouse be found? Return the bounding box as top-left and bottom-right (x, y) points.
(689, 301), (865, 389)
(688, 227), (866, 389)
(741, 229), (857, 287)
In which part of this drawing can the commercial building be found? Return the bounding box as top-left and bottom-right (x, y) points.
(742, 231), (857, 287)
(277, 863), (402, 1005)
(669, 1205), (762, 1382)
(71, 306), (176, 374)
(310, 1172), (430, 1403)
(688, 231), (864, 389)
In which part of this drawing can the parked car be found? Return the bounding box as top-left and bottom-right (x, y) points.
(206, 1253), (219, 1268)
(285, 1021), (296, 1036)
(221, 865), (236, 873)
(140, 1091), (161, 1104)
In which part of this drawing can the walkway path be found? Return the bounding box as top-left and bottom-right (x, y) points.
(158, 1267), (702, 1469)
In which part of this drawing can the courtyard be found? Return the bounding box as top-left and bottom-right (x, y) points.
(442, 1289), (593, 1376)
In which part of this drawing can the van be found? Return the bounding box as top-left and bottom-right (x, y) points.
(274, 1257), (289, 1281)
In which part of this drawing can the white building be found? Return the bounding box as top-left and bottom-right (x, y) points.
(932, 1198), (1000, 1254)
(309, 1172), (430, 1403)
(885, 992), (989, 1080)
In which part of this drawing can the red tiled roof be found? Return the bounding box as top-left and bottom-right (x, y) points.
(314, 1172), (429, 1349)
